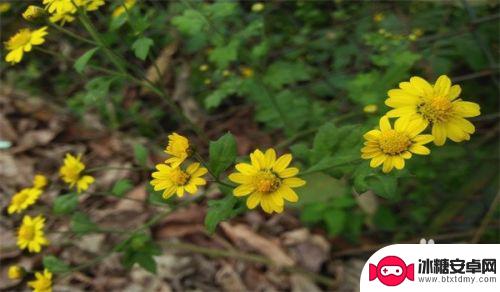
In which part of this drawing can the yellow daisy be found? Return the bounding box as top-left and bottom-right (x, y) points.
(150, 162), (207, 199)
(28, 269), (52, 292)
(4, 27), (48, 65)
(22, 5), (46, 21)
(59, 153), (95, 193)
(8, 265), (23, 280)
(361, 116), (434, 173)
(0, 3), (11, 13)
(43, 0), (76, 14)
(17, 215), (49, 253)
(385, 75), (480, 146)
(33, 174), (48, 189)
(112, 0), (136, 18)
(228, 149), (306, 214)
(164, 132), (190, 167)
(8, 188), (42, 215)
(75, 0), (106, 11)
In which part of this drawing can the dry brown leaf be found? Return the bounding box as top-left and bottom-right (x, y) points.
(155, 224), (206, 238)
(12, 130), (57, 153)
(114, 183), (147, 212)
(290, 274), (322, 292)
(282, 228), (330, 272)
(216, 263), (248, 292)
(220, 222), (295, 267)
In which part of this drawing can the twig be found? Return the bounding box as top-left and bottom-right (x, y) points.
(471, 191), (500, 243)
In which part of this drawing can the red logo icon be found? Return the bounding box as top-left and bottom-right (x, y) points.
(369, 256), (414, 286)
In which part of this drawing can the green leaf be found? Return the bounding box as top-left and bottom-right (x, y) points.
(112, 179), (133, 197)
(263, 61), (313, 89)
(208, 40), (239, 68)
(300, 203), (328, 223)
(366, 174), (398, 199)
(53, 193), (78, 215)
(205, 78), (241, 109)
(132, 37), (154, 61)
(324, 209), (346, 236)
(43, 256), (70, 274)
(71, 212), (99, 235)
(205, 195), (241, 234)
(208, 132), (237, 177)
(295, 173), (346, 206)
(133, 144), (148, 166)
(109, 13), (127, 31)
(74, 47), (99, 73)
(119, 233), (161, 274)
(135, 253), (157, 273)
(171, 9), (205, 35)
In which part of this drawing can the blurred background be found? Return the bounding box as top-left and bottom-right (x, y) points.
(1, 0), (499, 291)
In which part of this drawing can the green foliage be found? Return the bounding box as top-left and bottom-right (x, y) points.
(208, 132), (237, 177)
(112, 179), (133, 197)
(133, 144), (148, 166)
(132, 37), (154, 60)
(53, 193), (78, 215)
(205, 194), (245, 234)
(74, 47), (99, 73)
(43, 256), (71, 274)
(171, 9), (205, 35)
(118, 233), (161, 274)
(71, 212), (99, 235)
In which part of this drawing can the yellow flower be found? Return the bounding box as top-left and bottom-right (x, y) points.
(43, 0), (76, 14)
(373, 13), (384, 22)
(8, 265), (23, 280)
(228, 149), (306, 214)
(28, 269), (52, 292)
(112, 0), (136, 18)
(222, 70), (231, 77)
(150, 162), (207, 199)
(385, 75), (480, 146)
(240, 66), (254, 78)
(4, 27), (48, 65)
(204, 78), (212, 85)
(75, 0), (106, 11)
(0, 2), (11, 13)
(199, 64), (209, 72)
(22, 5), (46, 21)
(251, 2), (265, 12)
(361, 116), (434, 173)
(33, 174), (48, 189)
(8, 188), (42, 215)
(49, 10), (75, 25)
(164, 133), (190, 167)
(59, 153), (95, 193)
(363, 104), (378, 114)
(17, 215), (49, 253)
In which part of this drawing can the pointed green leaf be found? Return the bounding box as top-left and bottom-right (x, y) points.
(74, 47), (99, 73)
(208, 133), (237, 177)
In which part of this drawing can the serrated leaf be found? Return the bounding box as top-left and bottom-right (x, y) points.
(171, 9), (205, 35)
(43, 256), (70, 274)
(132, 37), (154, 61)
(133, 144), (148, 166)
(74, 47), (99, 73)
(324, 209), (346, 236)
(366, 174), (398, 199)
(71, 212), (99, 235)
(53, 193), (78, 215)
(112, 179), (133, 197)
(263, 61), (313, 89)
(205, 195), (242, 234)
(208, 40), (239, 68)
(208, 132), (237, 177)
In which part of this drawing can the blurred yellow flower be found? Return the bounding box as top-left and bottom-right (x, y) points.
(8, 265), (23, 280)
(75, 0), (106, 11)
(22, 5), (46, 21)
(150, 162), (207, 199)
(199, 64), (209, 72)
(43, 0), (76, 14)
(373, 13), (384, 22)
(28, 269), (52, 292)
(49, 10), (75, 24)
(363, 104), (378, 114)
(229, 149), (306, 214)
(59, 153), (95, 193)
(204, 78), (212, 85)
(17, 215), (49, 253)
(252, 2), (265, 12)
(240, 66), (254, 78)
(385, 75), (480, 146)
(112, 0), (136, 18)
(164, 133), (190, 167)
(0, 2), (11, 13)
(8, 188), (42, 215)
(33, 174), (48, 189)
(222, 70), (231, 77)
(361, 116), (434, 173)
(4, 27), (48, 65)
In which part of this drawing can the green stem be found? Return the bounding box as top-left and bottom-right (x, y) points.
(299, 159), (363, 176)
(86, 165), (148, 173)
(47, 21), (97, 45)
(193, 152), (236, 188)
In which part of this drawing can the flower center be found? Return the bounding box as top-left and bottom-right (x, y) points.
(171, 169), (189, 185)
(20, 225), (35, 241)
(418, 96), (453, 123)
(379, 130), (411, 155)
(9, 30), (32, 49)
(253, 171), (281, 193)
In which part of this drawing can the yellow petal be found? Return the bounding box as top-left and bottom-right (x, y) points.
(280, 185), (299, 202)
(233, 184), (254, 196)
(186, 162), (200, 174)
(379, 116), (391, 131)
(283, 177), (306, 188)
(406, 118), (428, 137)
(412, 134), (434, 145)
(448, 84), (461, 100)
(247, 192), (262, 209)
(370, 155), (385, 168)
(409, 144), (430, 155)
(434, 75), (451, 96)
(264, 149), (276, 168)
(409, 76), (434, 96)
(401, 151), (412, 159)
(445, 122), (468, 142)
(273, 154), (292, 172)
(277, 167), (299, 178)
(228, 173), (251, 184)
(363, 130), (381, 141)
(393, 156), (405, 170)
(453, 101), (480, 118)
(432, 123), (447, 146)
(382, 157), (393, 173)
(394, 116), (411, 132)
(235, 163), (258, 175)
(386, 106), (417, 118)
